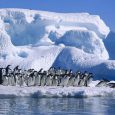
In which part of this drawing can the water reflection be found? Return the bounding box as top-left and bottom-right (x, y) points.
(0, 97), (114, 115)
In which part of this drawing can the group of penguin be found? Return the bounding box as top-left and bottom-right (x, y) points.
(0, 65), (115, 88)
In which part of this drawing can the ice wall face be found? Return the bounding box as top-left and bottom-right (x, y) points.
(0, 30), (15, 55)
(0, 8), (113, 79)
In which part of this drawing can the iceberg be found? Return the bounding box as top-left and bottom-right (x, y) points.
(0, 8), (115, 80)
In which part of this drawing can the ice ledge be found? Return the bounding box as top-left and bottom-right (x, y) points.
(0, 86), (114, 98)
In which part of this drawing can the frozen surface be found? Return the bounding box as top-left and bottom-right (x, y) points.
(0, 8), (115, 80)
(0, 84), (114, 98)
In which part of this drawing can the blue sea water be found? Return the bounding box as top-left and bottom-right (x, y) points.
(0, 97), (115, 115)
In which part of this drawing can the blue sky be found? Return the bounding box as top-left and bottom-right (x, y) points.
(0, 0), (115, 31)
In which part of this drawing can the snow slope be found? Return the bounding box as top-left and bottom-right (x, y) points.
(0, 8), (115, 80)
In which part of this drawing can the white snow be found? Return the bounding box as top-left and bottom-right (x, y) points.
(0, 8), (115, 80)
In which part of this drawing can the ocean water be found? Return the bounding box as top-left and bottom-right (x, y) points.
(0, 97), (115, 115)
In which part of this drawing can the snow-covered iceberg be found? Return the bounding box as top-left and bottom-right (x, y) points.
(0, 8), (115, 80)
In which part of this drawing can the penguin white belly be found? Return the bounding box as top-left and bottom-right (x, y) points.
(16, 76), (21, 86)
(79, 78), (86, 86)
(60, 77), (69, 87)
(8, 77), (12, 86)
(60, 77), (65, 86)
(35, 75), (41, 86)
(2, 76), (8, 86)
(67, 77), (75, 86)
(73, 77), (80, 87)
(28, 77), (34, 86)
(18, 77), (24, 86)
(87, 77), (93, 86)
(63, 77), (70, 86)
(40, 76), (46, 86)
(10, 76), (16, 86)
(46, 76), (52, 86)
(52, 78), (58, 86)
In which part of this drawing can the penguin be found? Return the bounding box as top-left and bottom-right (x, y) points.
(45, 74), (53, 86)
(34, 71), (42, 86)
(78, 71), (89, 87)
(2, 75), (9, 86)
(18, 74), (25, 86)
(96, 78), (110, 87)
(84, 73), (93, 86)
(40, 71), (47, 86)
(32, 71), (38, 86)
(13, 65), (20, 74)
(10, 73), (16, 86)
(48, 67), (56, 76)
(106, 82), (115, 88)
(5, 65), (12, 75)
(67, 74), (75, 86)
(73, 71), (81, 87)
(0, 68), (4, 84)
(27, 71), (35, 86)
(60, 71), (70, 87)
(52, 75), (59, 86)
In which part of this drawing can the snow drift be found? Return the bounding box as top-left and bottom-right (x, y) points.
(0, 8), (115, 80)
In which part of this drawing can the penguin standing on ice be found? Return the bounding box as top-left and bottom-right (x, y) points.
(52, 75), (59, 86)
(15, 73), (20, 86)
(2, 75), (9, 86)
(60, 70), (70, 87)
(34, 68), (43, 86)
(67, 74), (75, 86)
(18, 74), (25, 86)
(84, 73), (93, 86)
(40, 71), (47, 86)
(73, 71), (81, 87)
(10, 73), (16, 86)
(45, 74), (53, 86)
(28, 71), (35, 86)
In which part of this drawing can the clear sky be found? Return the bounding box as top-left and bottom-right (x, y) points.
(0, 0), (115, 31)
